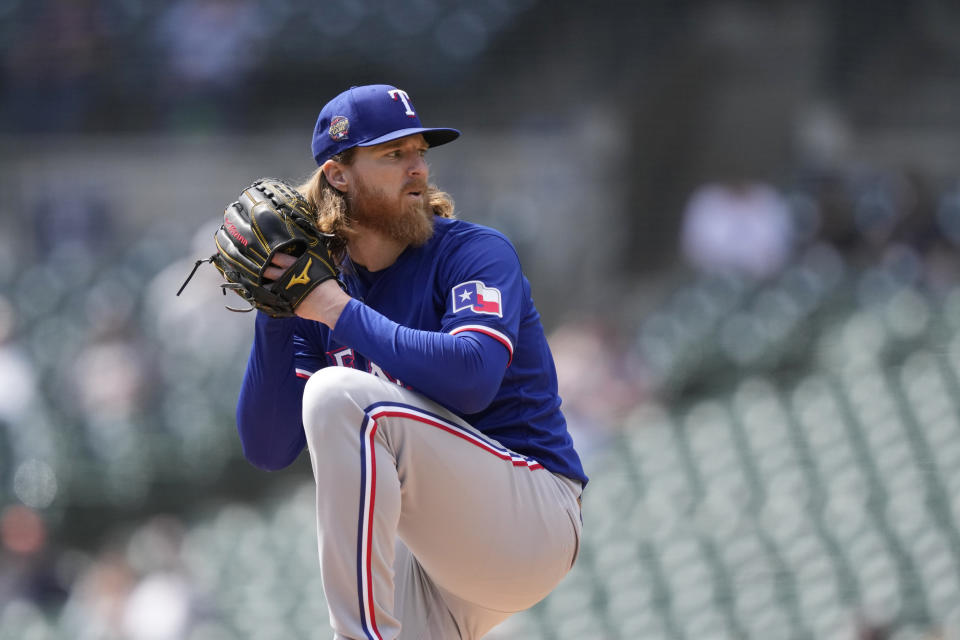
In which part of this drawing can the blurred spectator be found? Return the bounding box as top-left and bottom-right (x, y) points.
(145, 220), (254, 359)
(922, 182), (960, 295)
(839, 169), (960, 295)
(30, 180), (117, 258)
(57, 516), (199, 640)
(889, 170), (939, 250)
(794, 168), (860, 252)
(0, 0), (106, 132)
(679, 179), (795, 281)
(0, 294), (37, 425)
(936, 183), (960, 248)
(794, 101), (853, 172)
(857, 617), (894, 640)
(153, 0), (263, 130)
(59, 550), (137, 639)
(71, 338), (148, 424)
(120, 515), (196, 640)
(121, 572), (193, 640)
(549, 318), (650, 453)
(851, 172), (913, 255)
(0, 505), (66, 610)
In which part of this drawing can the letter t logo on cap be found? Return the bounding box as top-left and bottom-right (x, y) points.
(387, 89), (416, 117)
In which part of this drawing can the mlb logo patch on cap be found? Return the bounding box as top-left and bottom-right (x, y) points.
(328, 116), (349, 141)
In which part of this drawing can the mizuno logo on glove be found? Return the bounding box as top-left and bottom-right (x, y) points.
(286, 258), (313, 289)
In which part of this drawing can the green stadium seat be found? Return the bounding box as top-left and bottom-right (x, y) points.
(184, 620), (237, 640)
(550, 608), (608, 640)
(804, 605), (857, 640)
(486, 610), (547, 640)
(617, 607), (671, 640)
(0, 600), (56, 640)
(738, 605), (796, 640)
(680, 608), (734, 640)
(603, 577), (654, 623)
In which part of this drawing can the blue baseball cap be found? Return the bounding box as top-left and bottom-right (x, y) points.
(311, 84), (460, 166)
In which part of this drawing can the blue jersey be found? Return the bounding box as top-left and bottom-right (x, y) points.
(236, 217), (587, 486)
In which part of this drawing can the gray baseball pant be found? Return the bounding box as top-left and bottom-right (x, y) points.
(301, 366), (583, 640)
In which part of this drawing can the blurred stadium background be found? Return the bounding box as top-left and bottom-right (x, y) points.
(2, 0), (960, 638)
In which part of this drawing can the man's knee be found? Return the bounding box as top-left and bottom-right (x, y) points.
(302, 367), (382, 440)
(304, 365), (374, 399)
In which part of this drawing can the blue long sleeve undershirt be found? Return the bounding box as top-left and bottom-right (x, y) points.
(333, 299), (509, 413)
(236, 301), (509, 470)
(236, 315), (307, 470)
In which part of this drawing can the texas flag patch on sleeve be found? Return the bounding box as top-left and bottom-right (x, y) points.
(451, 280), (503, 317)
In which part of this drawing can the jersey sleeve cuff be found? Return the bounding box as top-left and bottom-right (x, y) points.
(449, 324), (514, 366)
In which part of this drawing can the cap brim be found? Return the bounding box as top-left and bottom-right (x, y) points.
(358, 127), (461, 149)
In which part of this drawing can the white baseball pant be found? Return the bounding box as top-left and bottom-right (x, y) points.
(301, 366), (583, 640)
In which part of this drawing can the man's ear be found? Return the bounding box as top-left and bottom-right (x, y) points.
(322, 160), (349, 193)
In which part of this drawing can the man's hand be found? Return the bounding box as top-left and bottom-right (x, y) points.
(262, 251), (297, 281)
(265, 252), (351, 328)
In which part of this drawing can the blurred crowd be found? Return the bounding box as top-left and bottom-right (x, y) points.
(551, 163), (960, 442)
(0, 0), (537, 134)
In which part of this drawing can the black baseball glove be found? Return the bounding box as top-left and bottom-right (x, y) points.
(178, 177), (342, 318)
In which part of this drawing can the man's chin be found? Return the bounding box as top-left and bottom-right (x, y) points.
(352, 207), (434, 247)
(348, 185), (435, 247)
(404, 209), (435, 247)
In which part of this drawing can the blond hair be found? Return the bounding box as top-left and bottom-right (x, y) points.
(297, 150), (455, 262)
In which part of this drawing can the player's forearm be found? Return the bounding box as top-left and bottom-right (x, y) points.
(332, 300), (508, 414)
(236, 313), (308, 470)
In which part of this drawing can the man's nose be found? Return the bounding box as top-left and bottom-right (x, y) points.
(409, 154), (428, 177)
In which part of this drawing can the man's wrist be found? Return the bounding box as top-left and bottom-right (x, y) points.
(297, 279), (351, 328)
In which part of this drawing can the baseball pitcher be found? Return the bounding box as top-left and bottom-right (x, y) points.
(203, 84), (587, 640)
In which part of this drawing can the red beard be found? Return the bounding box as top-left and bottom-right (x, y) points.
(348, 177), (435, 248)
